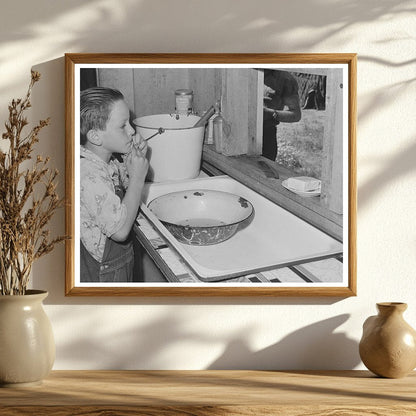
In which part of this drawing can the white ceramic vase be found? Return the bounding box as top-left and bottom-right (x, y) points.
(0, 290), (55, 387)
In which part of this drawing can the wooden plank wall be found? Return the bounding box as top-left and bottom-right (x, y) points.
(99, 68), (189, 117)
(97, 68), (261, 157)
(221, 68), (261, 156)
(99, 68), (219, 119)
(98, 68), (135, 112)
(249, 69), (263, 155)
(321, 69), (343, 214)
(132, 68), (189, 117)
(188, 68), (219, 115)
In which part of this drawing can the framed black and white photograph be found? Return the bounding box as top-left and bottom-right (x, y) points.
(65, 53), (356, 296)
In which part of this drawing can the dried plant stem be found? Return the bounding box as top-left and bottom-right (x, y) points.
(0, 71), (66, 295)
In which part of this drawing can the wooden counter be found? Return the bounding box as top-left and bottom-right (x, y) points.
(1, 370), (415, 415)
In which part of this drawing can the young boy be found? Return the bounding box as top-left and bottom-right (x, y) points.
(79, 87), (148, 282)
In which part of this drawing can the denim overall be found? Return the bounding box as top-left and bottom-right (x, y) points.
(80, 162), (134, 283)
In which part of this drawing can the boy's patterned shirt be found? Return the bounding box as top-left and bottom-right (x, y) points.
(80, 147), (129, 262)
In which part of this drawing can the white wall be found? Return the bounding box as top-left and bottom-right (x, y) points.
(1, 0), (415, 370)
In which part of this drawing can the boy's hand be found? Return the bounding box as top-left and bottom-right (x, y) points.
(132, 133), (148, 155)
(125, 145), (148, 183)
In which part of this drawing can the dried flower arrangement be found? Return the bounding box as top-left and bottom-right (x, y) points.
(0, 71), (65, 295)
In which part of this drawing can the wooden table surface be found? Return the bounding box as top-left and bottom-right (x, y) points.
(1, 370), (415, 415)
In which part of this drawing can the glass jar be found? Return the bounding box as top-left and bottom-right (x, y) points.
(175, 89), (193, 115)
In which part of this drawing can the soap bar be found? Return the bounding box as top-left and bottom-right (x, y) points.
(287, 176), (320, 191)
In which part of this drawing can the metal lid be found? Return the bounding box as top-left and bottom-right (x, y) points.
(175, 89), (193, 95)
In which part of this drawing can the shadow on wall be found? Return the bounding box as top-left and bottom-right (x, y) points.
(53, 308), (210, 369)
(52, 306), (359, 370)
(207, 314), (360, 370)
(30, 57), (67, 301)
(30, 51), (416, 304)
(356, 55), (416, 209)
(1, 0), (414, 373)
(0, 0), (414, 96)
(358, 138), (416, 209)
(24, 0), (415, 304)
(1, 0), (413, 51)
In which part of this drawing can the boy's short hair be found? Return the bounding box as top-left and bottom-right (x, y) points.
(80, 87), (125, 145)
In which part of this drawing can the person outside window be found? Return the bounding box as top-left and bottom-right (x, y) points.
(262, 69), (302, 161)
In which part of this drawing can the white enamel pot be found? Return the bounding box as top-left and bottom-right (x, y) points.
(134, 114), (204, 182)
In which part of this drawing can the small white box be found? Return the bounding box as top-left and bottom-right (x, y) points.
(287, 176), (321, 192)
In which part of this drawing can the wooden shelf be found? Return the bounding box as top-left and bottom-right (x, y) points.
(202, 146), (343, 241)
(1, 370), (415, 415)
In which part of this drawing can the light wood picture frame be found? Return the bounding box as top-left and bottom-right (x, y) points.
(65, 53), (357, 296)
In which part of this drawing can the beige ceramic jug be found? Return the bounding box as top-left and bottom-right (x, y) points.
(0, 290), (55, 386)
(359, 302), (416, 378)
